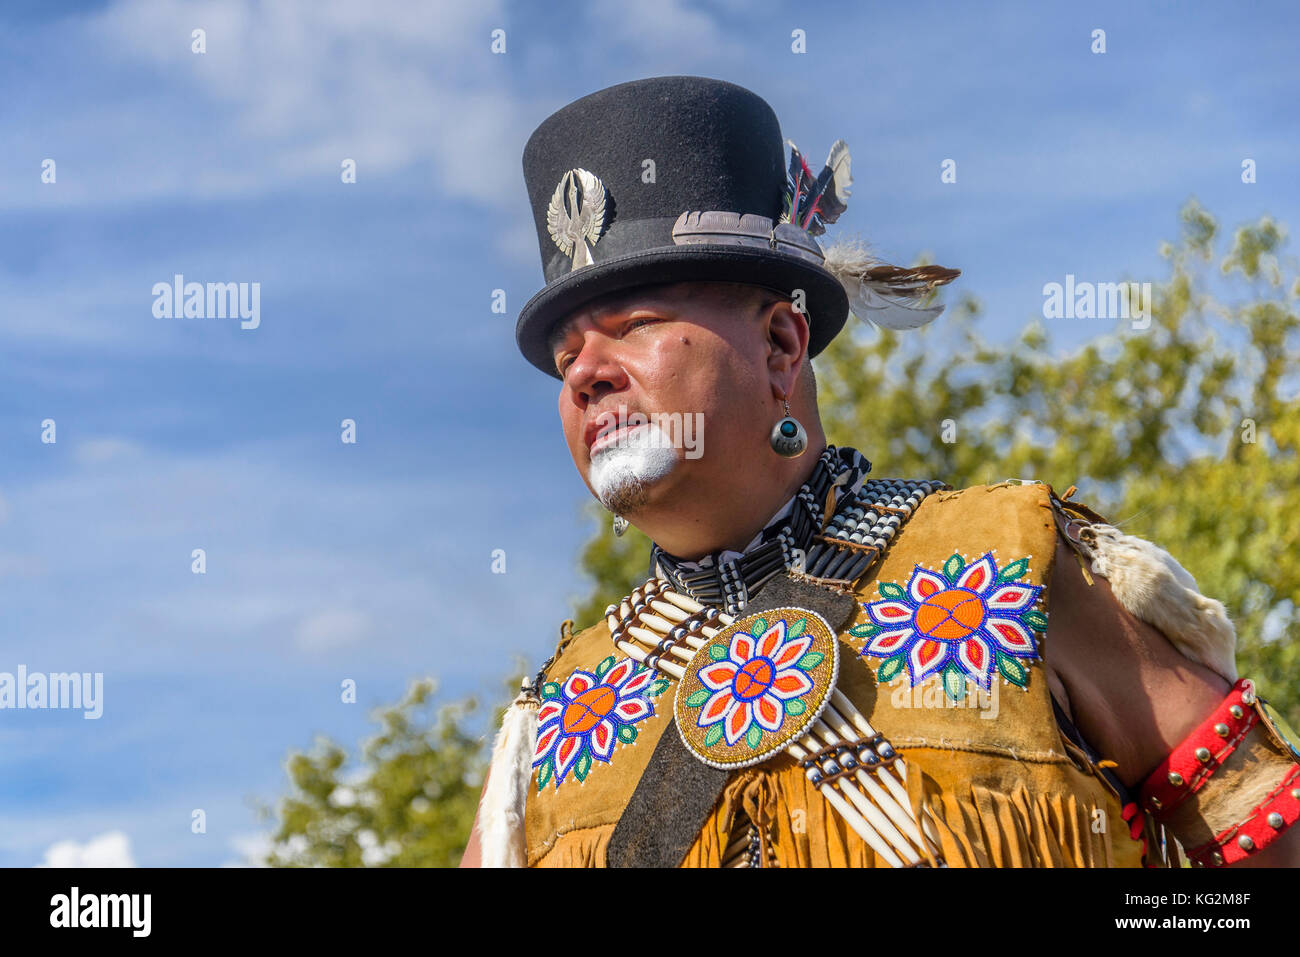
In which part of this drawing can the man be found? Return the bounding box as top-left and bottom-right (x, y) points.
(460, 76), (1300, 867)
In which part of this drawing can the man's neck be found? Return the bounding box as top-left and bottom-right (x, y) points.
(642, 440), (829, 560)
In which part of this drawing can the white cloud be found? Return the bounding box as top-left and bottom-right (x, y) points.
(0, 280), (150, 345)
(2, 0), (527, 210)
(584, 0), (739, 62)
(73, 438), (144, 466)
(39, 830), (136, 868)
(294, 608), (374, 652)
(223, 832), (271, 868)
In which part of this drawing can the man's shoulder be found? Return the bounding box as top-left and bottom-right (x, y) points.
(891, 477), (1066, 544)
(1038, 481), (1238, 685)
(538, 602), (625, 685)
(918, 476), (1060, 502)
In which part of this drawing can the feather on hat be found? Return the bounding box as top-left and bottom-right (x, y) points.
(781, 138), (961, 331)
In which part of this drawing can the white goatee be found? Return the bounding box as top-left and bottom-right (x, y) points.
(589, 422), (680, 515)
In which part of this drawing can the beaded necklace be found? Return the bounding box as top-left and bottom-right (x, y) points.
(650, 445), (946, 615)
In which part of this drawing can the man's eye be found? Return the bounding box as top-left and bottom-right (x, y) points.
(557, 319), (659, 374)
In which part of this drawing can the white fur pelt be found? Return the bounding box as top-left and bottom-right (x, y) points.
(1076, 523), (1238, 682)
(479, 689), (539, 867)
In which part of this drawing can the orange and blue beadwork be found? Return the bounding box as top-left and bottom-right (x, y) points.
(853, 551), (1047, 702)
(532, 656), (669, 790)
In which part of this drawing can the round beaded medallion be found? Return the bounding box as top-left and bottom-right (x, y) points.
(674, 606), (839, 770)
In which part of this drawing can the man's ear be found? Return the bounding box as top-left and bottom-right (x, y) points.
(763, 300), (811, 397)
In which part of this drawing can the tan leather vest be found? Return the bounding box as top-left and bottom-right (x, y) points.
(524, 481), (1151, 867)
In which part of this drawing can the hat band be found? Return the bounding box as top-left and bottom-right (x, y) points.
(544, 216), (678, 280)
(543, 211), (826, 281)
(671, 211), (825, 266)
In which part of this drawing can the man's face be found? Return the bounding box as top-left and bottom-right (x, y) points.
(549, 283), (779, 517)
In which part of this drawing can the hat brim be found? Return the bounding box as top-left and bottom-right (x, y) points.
(516, 245), (849, 379)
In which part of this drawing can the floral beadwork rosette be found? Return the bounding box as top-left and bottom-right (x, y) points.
(674, 606), (839, 770)
(853, 550), (1046, 702)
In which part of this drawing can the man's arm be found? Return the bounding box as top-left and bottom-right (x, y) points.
(458, 772), (489, 868)
(1044, 535), (1299, 866)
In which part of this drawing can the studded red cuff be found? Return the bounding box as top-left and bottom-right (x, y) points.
(1139, 677), (1300, 866)
(1185, 764), (1300, 867)
(1139, 678), (1260, 818)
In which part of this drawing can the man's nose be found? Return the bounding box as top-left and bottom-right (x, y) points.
(565, 337), (628, 406)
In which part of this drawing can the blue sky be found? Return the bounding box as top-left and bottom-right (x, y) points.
(0, 0), (1295, 866)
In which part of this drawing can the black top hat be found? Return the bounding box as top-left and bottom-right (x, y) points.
(516, 75), (850, 380)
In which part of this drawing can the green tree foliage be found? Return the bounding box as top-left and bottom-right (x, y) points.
(572, 201), (1299, 728)
(572, 500), (655, 628)
(260, 679), (486, 867)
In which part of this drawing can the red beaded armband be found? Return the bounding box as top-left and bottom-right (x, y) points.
(1139, 678), (1300, 866)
